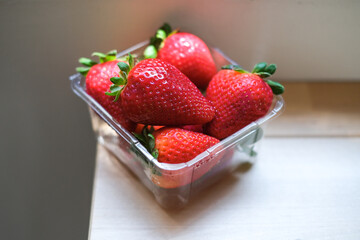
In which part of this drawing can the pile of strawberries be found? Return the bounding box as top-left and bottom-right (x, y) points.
(77, 23), (284, 165)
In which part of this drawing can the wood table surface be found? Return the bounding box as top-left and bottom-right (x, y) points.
(89, 83), (360, 240)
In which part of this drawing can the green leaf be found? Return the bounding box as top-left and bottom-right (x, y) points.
(117, 62), (130, 73)
(105, 55), (116, 62)
(222, 64), (239, 70)
(106, 84), (123, 102)
(120, 71), (127, 80)
(76, 67), (90, 76)
(266, 80), (285, 95)
(234, 69), (248, 73)
(78, 57), (97, 67)
(92, 52), (106, 58)
(149, 125), (155, 133)
(152, 149), (159, 159)
(160, 23), (172, 35)
(222, 65), (248, 73)
(149, 36), (162, 46)
(265, 64), (277, 75)
(106, 49), (117, 56)
(92, 52), (107, 63)
(133, 133), (146, 144)
(252, 62), (267, 73)
(110, 77), (126, 85)
(132, 126), (160, 161)
(127, 54), (134, 69)
(109, 85), (121, 93)
(148, 137), (155, 152)
(105, 91), (117, 96)
(147, 133), (155, 140)
(256, 72), (272, 78)
(142, 125), (149, 136)
(114, 91), (121, 102)
(91, 51), (118, 63)
(156, 29), (167, 40)
(144, 45), (157, 59)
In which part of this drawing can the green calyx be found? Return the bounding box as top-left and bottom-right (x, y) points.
(105, 54), (135, 102)
(221, 62), (285, 95)
(221, 64), (249, 73)
(143, 23), (177, 59)
(76, 49), (118, 77)
(265, 80), (285, 95)
(133, 125), (159, 159)
(251, 62), (277, 78)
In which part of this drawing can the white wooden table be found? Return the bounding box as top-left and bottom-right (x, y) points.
(89, 83), (360, 239)
(90, 138), (360, 240)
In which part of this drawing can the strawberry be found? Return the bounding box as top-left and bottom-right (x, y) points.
(153, 128), (219, 164)
(106, 55), (215, 125)
(180, 124), (204, 133)
(134, 126), (220, 188)
(144, 23), (217, 89)
(134, 124), (163, 134)
(76, 50), (136, 131)
(134, 127), (219, 163)
(134, 124), (202, 134)
(205, 63), (284, 140)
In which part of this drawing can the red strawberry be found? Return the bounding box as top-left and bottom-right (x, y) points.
(134, 124), (202, 134)
(134, 124), (163, 134)
(107, 55), (215, 125)
(153, 128), (219, 164)
(144, 23), (217, 89)
(180, 124), (204, 133)
(76, 51), (136, 131)
(134, 127), (220, 188)
(206, 63), (284, 139)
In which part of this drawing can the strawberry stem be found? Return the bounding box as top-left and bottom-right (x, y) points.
(222, 62), (284, 95)
(76, 50), (118, 77)
(221, 65), (249, 73)
(144, 23), (177, 59)
(133, 125), (159, 159)
(105, 54), (136, 102)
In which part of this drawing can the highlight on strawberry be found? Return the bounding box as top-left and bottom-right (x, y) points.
(144, 23), (217, 89)
(205, 62), (284, 140)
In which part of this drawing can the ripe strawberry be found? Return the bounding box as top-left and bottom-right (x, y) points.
(135, 127), (219, 163)
(76, 50), (136, 131)
(144, 23), (217, 89)
(134, 124), (163, 134)
(134, 126), (220, 188)
(180, 124), (204, 133)
(154, 128), (219, 164)
(134, 124), (202, 134)
(107, 55), (215, 125)
(205, 63), (284, 140)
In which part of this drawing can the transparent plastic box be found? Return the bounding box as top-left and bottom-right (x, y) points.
(70, 41), (284, 208)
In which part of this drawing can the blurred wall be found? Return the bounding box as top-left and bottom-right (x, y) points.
(0, 1), (359, 240)
(1, 0), (359, 81)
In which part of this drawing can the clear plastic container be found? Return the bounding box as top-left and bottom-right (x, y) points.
(70, 41), (285, 208)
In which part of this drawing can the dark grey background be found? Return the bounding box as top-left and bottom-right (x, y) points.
(1, 1), (359, 240)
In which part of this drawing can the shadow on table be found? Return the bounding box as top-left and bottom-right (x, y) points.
(99, 145), (254, 235)
(163, 162), (253, 217)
